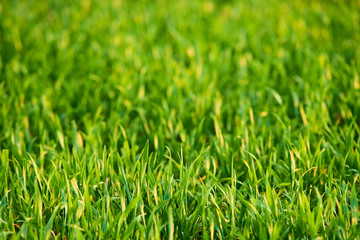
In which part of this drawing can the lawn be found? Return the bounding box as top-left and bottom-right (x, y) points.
(1, 0), (360, 239)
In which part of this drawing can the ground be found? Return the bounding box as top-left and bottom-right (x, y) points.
(0, 0), (360, 239)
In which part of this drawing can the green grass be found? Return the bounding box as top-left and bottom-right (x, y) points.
(1, 0), (360, 239)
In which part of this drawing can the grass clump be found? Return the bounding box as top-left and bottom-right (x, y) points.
(1, 0), (360, 239)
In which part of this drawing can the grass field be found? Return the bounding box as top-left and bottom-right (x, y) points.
(1, 0), (360, 239)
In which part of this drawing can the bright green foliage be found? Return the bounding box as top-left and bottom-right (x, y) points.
(1, 0), (360, 239)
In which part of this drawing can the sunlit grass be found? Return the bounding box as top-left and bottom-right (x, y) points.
(1, 0), (360, 239)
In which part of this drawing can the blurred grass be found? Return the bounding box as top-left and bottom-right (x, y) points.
(1, 0), (360, 239)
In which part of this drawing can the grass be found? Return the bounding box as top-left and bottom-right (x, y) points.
(1, 0), (360, 239)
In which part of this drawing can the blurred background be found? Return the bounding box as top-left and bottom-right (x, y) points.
(1, 0), (359, 176)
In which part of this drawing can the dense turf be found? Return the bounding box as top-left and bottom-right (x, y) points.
(1, 0), (360, 239)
